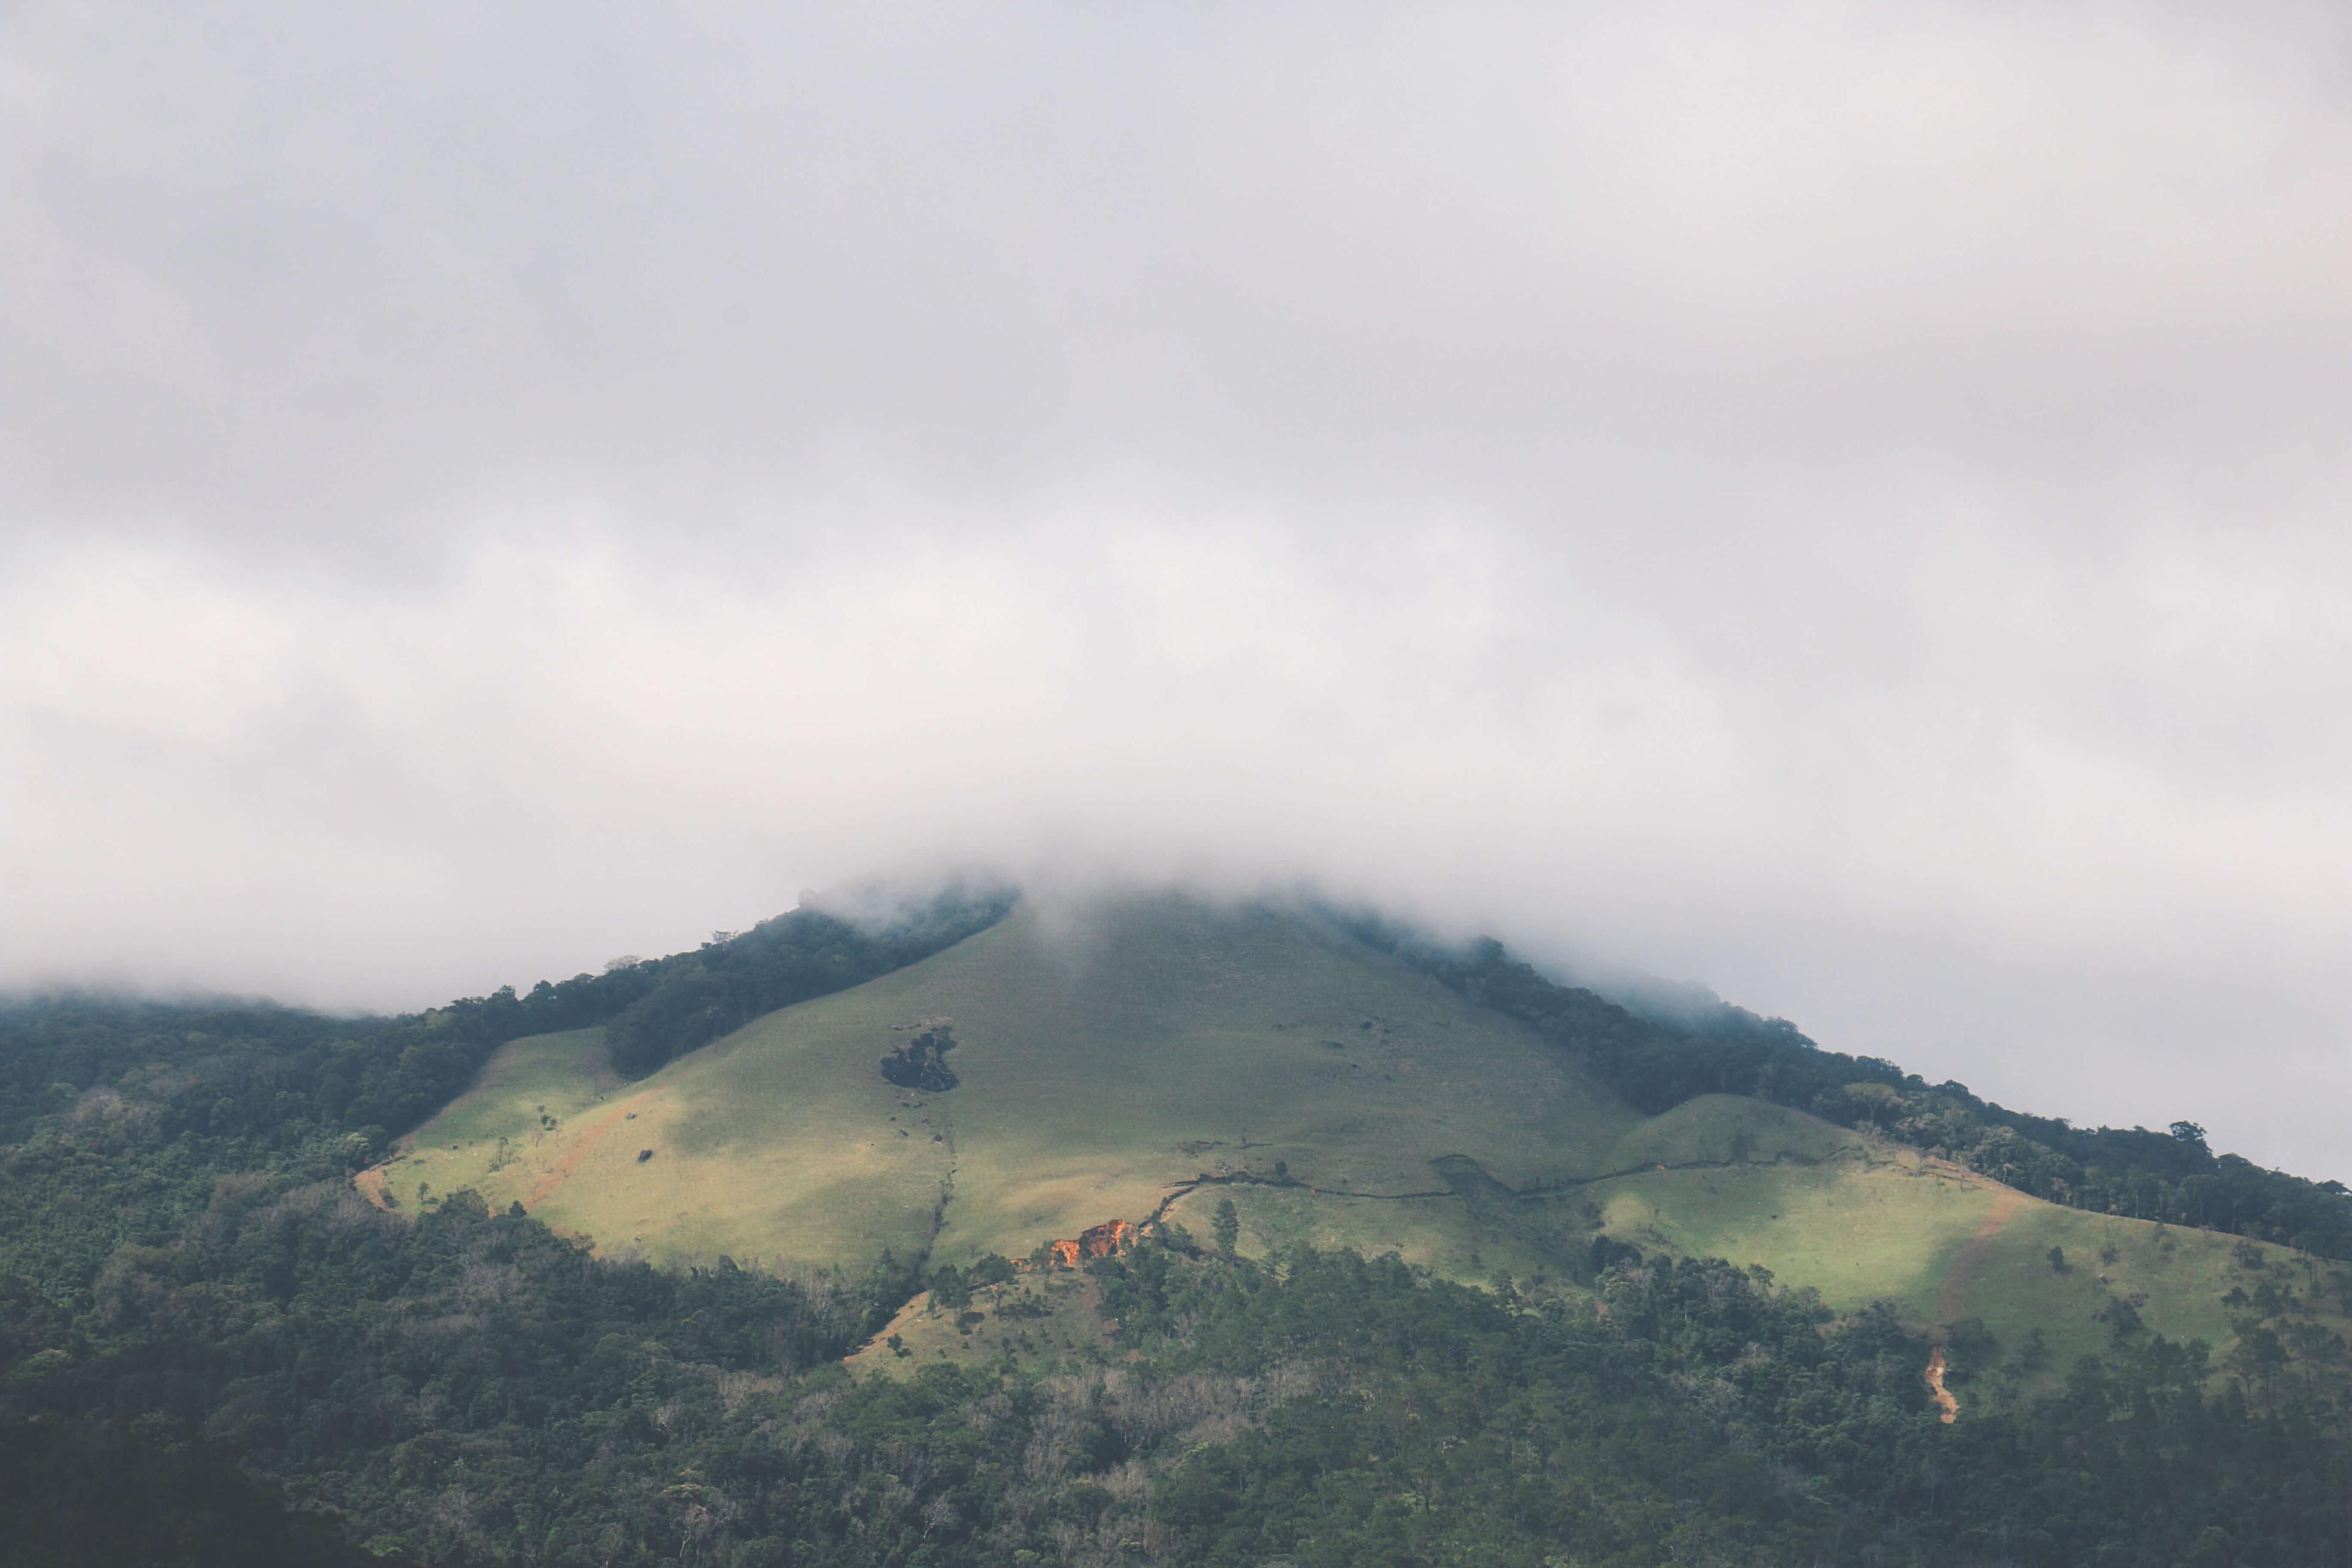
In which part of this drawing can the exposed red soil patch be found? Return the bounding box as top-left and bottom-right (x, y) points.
(1924, 1346), (1958, 1423)
(1033, 1218), (1139, 1268)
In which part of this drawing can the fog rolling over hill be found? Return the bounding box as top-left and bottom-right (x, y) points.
(377, 886), (2350, 1384)
(15, 3), (2352, 1557)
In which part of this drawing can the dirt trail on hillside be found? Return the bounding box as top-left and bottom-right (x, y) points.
(1924, 1346), (1958, 1423)
(529, 1088), (664, 1205)
(1935, 1186), (2027, 1324)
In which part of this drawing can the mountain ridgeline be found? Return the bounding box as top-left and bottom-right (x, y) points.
(4, 884), (2351, 1566)
(0, 883), (1014, 1152)
(1335, 914), (2352, 1261)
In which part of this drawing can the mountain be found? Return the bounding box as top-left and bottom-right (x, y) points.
(368, 889), (2346, 1382)
(7, 881), (2351, 1565)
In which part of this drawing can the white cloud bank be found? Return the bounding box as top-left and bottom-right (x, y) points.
(4, 3), (2350, 1176)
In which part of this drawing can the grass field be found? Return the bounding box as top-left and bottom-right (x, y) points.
(1570, 1144), (2331, 1371)
(371, 892), (1641, 1270)
(367, 891), (2351, 1387)
(845, 1270), (1118, 1379)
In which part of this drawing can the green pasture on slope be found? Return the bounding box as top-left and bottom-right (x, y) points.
(1159, 1182), (1578, 1287)
(1575, 1107), (2350, 1376)
(366, 892), (2352, 1387)
(846, 1270), (1117, 1378)
(372, 892), (1639, 1270)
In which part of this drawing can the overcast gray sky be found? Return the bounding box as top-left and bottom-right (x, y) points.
(6, 3), (2351, 1178)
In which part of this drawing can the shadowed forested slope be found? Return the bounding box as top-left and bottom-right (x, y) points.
(0, 1408), (396, 1568)
(0, 888), (1010, 1324)
(0, 883), (1014, 1151)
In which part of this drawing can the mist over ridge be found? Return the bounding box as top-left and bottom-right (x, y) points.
(7, 4), (2352, 1178)
(11, 10), (2352, 1561)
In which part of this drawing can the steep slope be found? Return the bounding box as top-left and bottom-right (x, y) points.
(1561, 1097), (2315, 1372)
(370, 892), (1642, 1270)
(368, 891), (2351, 1384)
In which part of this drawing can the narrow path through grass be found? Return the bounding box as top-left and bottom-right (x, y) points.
(1936, 1185), (2027, 1323)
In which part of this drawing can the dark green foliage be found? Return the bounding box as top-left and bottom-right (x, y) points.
(0, 885), (1013, 1153)
(1210, 1197), (1240, 1256)
(1094, 1241), (2352, 1566)
(581, 892), (1011, 1077)
(875, 1025), (960, 1093)
(929, 1261), (973, 1309)
(1341, 915), (2352, 1258)
(0, 1407), (392, 1568)
(4, 1154), (896, 1564)
(0, 889), (1010, 1341)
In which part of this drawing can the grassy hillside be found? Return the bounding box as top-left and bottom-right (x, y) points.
(372, 892), (1640, 1270)
(371, 891), (2352, 1389)
(1566, 1107), (2334, 1373)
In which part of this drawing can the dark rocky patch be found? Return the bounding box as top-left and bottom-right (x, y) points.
(881, 1026), (960, 1092)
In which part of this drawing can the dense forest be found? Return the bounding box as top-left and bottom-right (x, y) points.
(6, 1182), (2349, 1564)
(1338, 914), (2352, 1260)
(4, 889), (2351, 1563)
